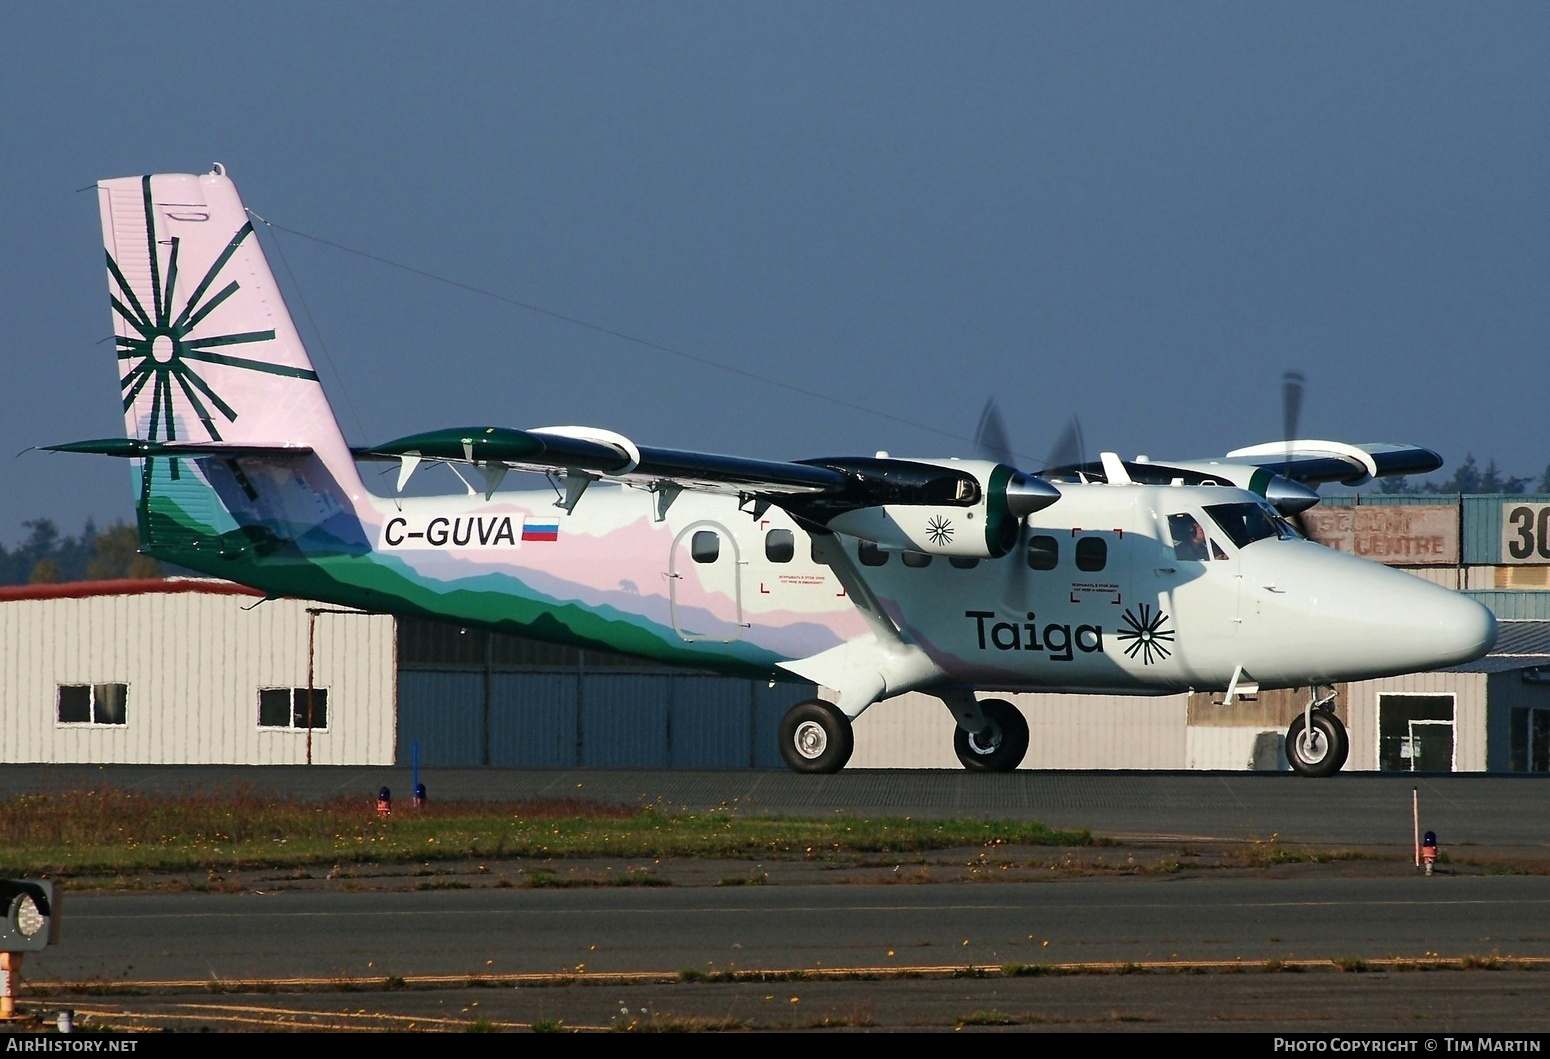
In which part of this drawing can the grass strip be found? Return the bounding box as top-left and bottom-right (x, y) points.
(0, 789), (1092, 876)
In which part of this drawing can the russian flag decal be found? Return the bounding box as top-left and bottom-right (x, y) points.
(522, 518), (560, 542)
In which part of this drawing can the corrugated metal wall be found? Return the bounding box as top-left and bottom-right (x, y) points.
(1464, 494), (1550, 565)
(0, 588), (396, 764)
(1344, 671), (1487, 772)
(395, 667), (804, 768)
(846, 691), (1190, 770)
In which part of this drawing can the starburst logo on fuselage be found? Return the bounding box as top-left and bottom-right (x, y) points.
(109, 176), (317, 492)
(1115, 603), (1175, 665)
(926, 515), (954, 547)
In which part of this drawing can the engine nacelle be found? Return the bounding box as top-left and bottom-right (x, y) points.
(813, 458), (1060, 559)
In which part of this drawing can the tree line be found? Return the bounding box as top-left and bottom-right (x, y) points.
(1378, 456), (1550, 496)
(0, 520), (160, 586)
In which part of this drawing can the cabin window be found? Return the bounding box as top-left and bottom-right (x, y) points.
(56, 683), (127, 726)
(1075, 536), (1107, 572)
(949, 556), (980, 569)
(691, 530), (721, 563)
(259, 687), (329, 730)
(1026, 535), (1059, 571)
(765, 528), (795, 563)
(858, 541), (889, 566)
(902, 551), (932, 568)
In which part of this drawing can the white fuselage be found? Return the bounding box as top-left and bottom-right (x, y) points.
(358, 476), (1496, 707)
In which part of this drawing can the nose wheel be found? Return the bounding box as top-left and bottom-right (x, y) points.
(779, 699), (854, 774)
(1286, 708), (1349, 777)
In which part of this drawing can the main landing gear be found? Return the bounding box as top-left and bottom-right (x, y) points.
(953, 697), (1030, 773)
(779, 699), (854, 774)
(777, 696), (1033, 774)
(1285, 687), (1349, 778)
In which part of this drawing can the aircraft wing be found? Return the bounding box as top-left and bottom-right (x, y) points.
(353, 425), (848, 500)
(1043, 441), (1441, 489)
(1034, 440), (1442, 515)
(1213, 441), (1443, 486)
(352, 425), (1061, 529)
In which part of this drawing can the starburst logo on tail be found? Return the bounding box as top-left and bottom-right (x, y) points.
(109, 176), (318, 492)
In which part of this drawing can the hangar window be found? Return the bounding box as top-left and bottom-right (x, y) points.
(765, 529), (795, 563)
(56, 683), (127, 726)
(1075, 537), (1107, 572)
(902, 551), (932, 568)
(1378, 693), (1454, 772)
(1509, 707), (1550, 773)
(949, 556), (979, 569)
(259, 687), (329, 730)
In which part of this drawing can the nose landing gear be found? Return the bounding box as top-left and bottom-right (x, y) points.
(1285, 687), (1349, 777)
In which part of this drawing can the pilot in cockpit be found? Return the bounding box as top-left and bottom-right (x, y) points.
(1169, 513), (1210, 561)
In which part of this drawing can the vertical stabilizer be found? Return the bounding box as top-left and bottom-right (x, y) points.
(98, 168), (366, 562)
(100, 167), (358, 476)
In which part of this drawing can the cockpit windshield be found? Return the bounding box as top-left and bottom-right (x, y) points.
(1204, 502), (1301, 548)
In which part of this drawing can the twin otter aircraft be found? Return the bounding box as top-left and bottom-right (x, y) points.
(54, 168), (1497, 775)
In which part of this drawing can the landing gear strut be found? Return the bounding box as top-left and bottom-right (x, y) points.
(779, 699), (854, 774)
(1285, 687), (1349, 777)
(953, 698), (1030, 772)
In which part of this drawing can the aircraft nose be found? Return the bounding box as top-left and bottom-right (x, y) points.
(1425, 589), (1497, 666)
(1378, 573), (1496, 669)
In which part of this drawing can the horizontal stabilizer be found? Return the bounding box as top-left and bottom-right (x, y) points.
(45, 438), (314, 459)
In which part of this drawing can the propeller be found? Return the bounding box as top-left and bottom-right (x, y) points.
(1280, 370), (1316, 536)
(1044, 415), (1086, 473)
(974, 398), (1085, 606)
(973, 399), (1017, 468)
(1282, 370), (1304, 475)
(973, 398), (1086, 474)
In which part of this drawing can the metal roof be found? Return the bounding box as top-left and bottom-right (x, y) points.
(0, 577), (264, 604)
(1445, 619), (1550, 674)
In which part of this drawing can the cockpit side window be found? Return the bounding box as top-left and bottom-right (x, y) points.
(1168, 513), (1211, 561)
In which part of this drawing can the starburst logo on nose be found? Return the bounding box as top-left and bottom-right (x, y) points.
(926, 515), (954, 546)
(1116, 603), (1175, 665)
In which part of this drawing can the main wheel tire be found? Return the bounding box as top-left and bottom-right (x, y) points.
(779, 699), (854, 774)
(953, 698), (1030, 772)
(1286, 710), (1349, 778)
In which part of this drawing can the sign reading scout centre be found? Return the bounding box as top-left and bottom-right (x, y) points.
(1300, 505), (1458, 566)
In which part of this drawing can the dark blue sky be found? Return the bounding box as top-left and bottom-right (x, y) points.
(5, 2), (1548, 544)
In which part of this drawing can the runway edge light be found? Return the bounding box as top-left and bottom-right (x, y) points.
(0, 879), (59, 1023)
(0, 879), (58, 953)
